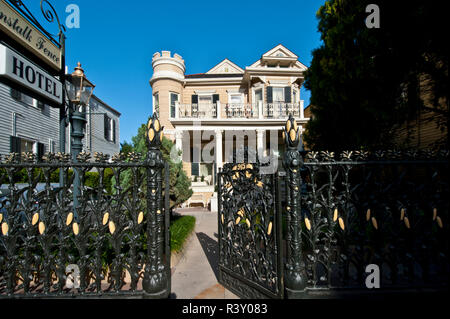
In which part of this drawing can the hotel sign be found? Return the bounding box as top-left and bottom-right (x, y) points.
(0, 43), (62, 104)
(0, 0), (62, 71)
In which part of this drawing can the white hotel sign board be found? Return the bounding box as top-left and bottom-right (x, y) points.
(0, 44), (62, 104)
(0, 0), (62, 71)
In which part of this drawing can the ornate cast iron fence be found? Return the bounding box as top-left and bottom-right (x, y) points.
(218, 149), (284, 299)
(0, 115), (170, 298)
(282, 115), (449, 298)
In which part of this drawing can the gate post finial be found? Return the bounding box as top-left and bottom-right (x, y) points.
(283, 115), (307, 297)
(143, 112), (169, 297)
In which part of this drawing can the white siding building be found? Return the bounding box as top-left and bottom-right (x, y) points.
(0, 82), (60, 157)
(1, 82), (121, 158)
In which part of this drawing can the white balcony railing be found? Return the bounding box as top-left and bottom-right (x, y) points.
(173, 101), (305, 120)
(178, 103), (217, 118)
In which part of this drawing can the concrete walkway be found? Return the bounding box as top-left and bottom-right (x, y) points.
(170, 207), (239, 299)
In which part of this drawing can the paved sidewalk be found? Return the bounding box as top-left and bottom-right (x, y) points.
(170, 208), (239, 299)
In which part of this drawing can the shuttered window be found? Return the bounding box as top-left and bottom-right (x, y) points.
(170, 93), (179, 118)
(10, 136), (21, 153)
(266, 87), (273, 103)
(284, 87), (292, 103)
(104, 114), (110, 140)
(191, 163), (199, 176)
(37, 143), (45, 161)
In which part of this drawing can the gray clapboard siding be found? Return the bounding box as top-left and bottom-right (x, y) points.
(0, 82), (60, 156)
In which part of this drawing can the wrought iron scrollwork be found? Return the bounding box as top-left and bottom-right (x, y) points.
(0, 115), (170, 298)
(218, 148), (283, 299)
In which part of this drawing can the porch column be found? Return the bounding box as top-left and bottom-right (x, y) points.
(257, 129), (265, 159)
(216, 101), (221, 119)
(175, 130), (183, 162)
(300, 100), (304, 119)
(215, 129), (223, 174)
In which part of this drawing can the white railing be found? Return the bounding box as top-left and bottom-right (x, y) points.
(225, 103), (259, 118)
(174, 101), (305, 120)
(263, 102), (303, 118)
(177, 103), (218, 118)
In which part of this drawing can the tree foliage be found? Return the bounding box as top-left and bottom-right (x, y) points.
(120, 119), (193, 211)
(304, 0), (448, 151)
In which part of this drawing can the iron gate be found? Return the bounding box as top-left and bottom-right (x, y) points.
(217, 159), (284, 299)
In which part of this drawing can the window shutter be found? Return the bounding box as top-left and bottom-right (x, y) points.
(284, 87), (291, 103)
(11, 88), (21, 101)
(112, 120), (116, 143)
(104, 114), (108, 140)
(191, 163), (199, 176)
(212, 94), (219, 104)
(10, 136), (21, 153)
(191, 95), (198, 104)
(267, 87), (273, 103)
(37, 143), (45, 161)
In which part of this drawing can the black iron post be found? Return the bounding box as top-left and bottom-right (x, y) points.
(282, 115), (307, 298)
(70, 105), (86, 219)
(142, 113), (169, 297)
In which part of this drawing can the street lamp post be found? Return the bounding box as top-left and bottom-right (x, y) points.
(65, 62), (95, 218)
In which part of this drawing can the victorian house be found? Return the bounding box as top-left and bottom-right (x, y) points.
(149, 44), (309, 207)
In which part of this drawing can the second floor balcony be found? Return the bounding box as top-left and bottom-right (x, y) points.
(173, 101), (306, 121)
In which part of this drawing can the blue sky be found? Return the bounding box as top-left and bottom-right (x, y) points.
(26, 0), (324, 144)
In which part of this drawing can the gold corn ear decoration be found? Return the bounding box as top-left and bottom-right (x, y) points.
(109, 221), (116, 234)
(138, 212), (144, 224)
(339, 217), (345, 230)
(1, 222), (8, 236)
(246, 219), (251, 228)
(38, 222), (45, 235)
(366, 209), (371, 221)
(371, 217), (378, 230)
(102, 212), (109, 225)
(221, 214), (224, 224)
(154, 119), (160, 131)
(73, 222), (79, 236)
(333, 209), (338, 222)
(32, 213), (39, 226)
(436, 216), (443, 228)
(289, 129), (296, 142)
(267, 222), (273, 236)
(404, 217), (411, 229)
(400, 208), (405, 221)
(305, 217), (311, 231)
(235, 217), (241, 225)
(433, 208), (437, 221)
(286, 120), (291, 132)
(148, 128), (155, 141)
(0, 213), (2, 223)
(66, 212), (74, 226)
(293, 120), (298, 132)
(160, 132), (163, 142)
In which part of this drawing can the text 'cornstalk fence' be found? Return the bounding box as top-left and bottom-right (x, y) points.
(0, 115), (170, 298)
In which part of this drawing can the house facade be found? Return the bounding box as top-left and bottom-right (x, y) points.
(150, 44), (309, 207)
(64, 92), (121, 157)
(0, 82), (60, 157)
(0, 82), (120, 158)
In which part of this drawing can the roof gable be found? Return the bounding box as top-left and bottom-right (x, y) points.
(206, 59), (244, 74)
(262, 44), (298, 59)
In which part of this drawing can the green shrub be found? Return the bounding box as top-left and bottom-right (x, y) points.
(170, 215), (196, 252)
